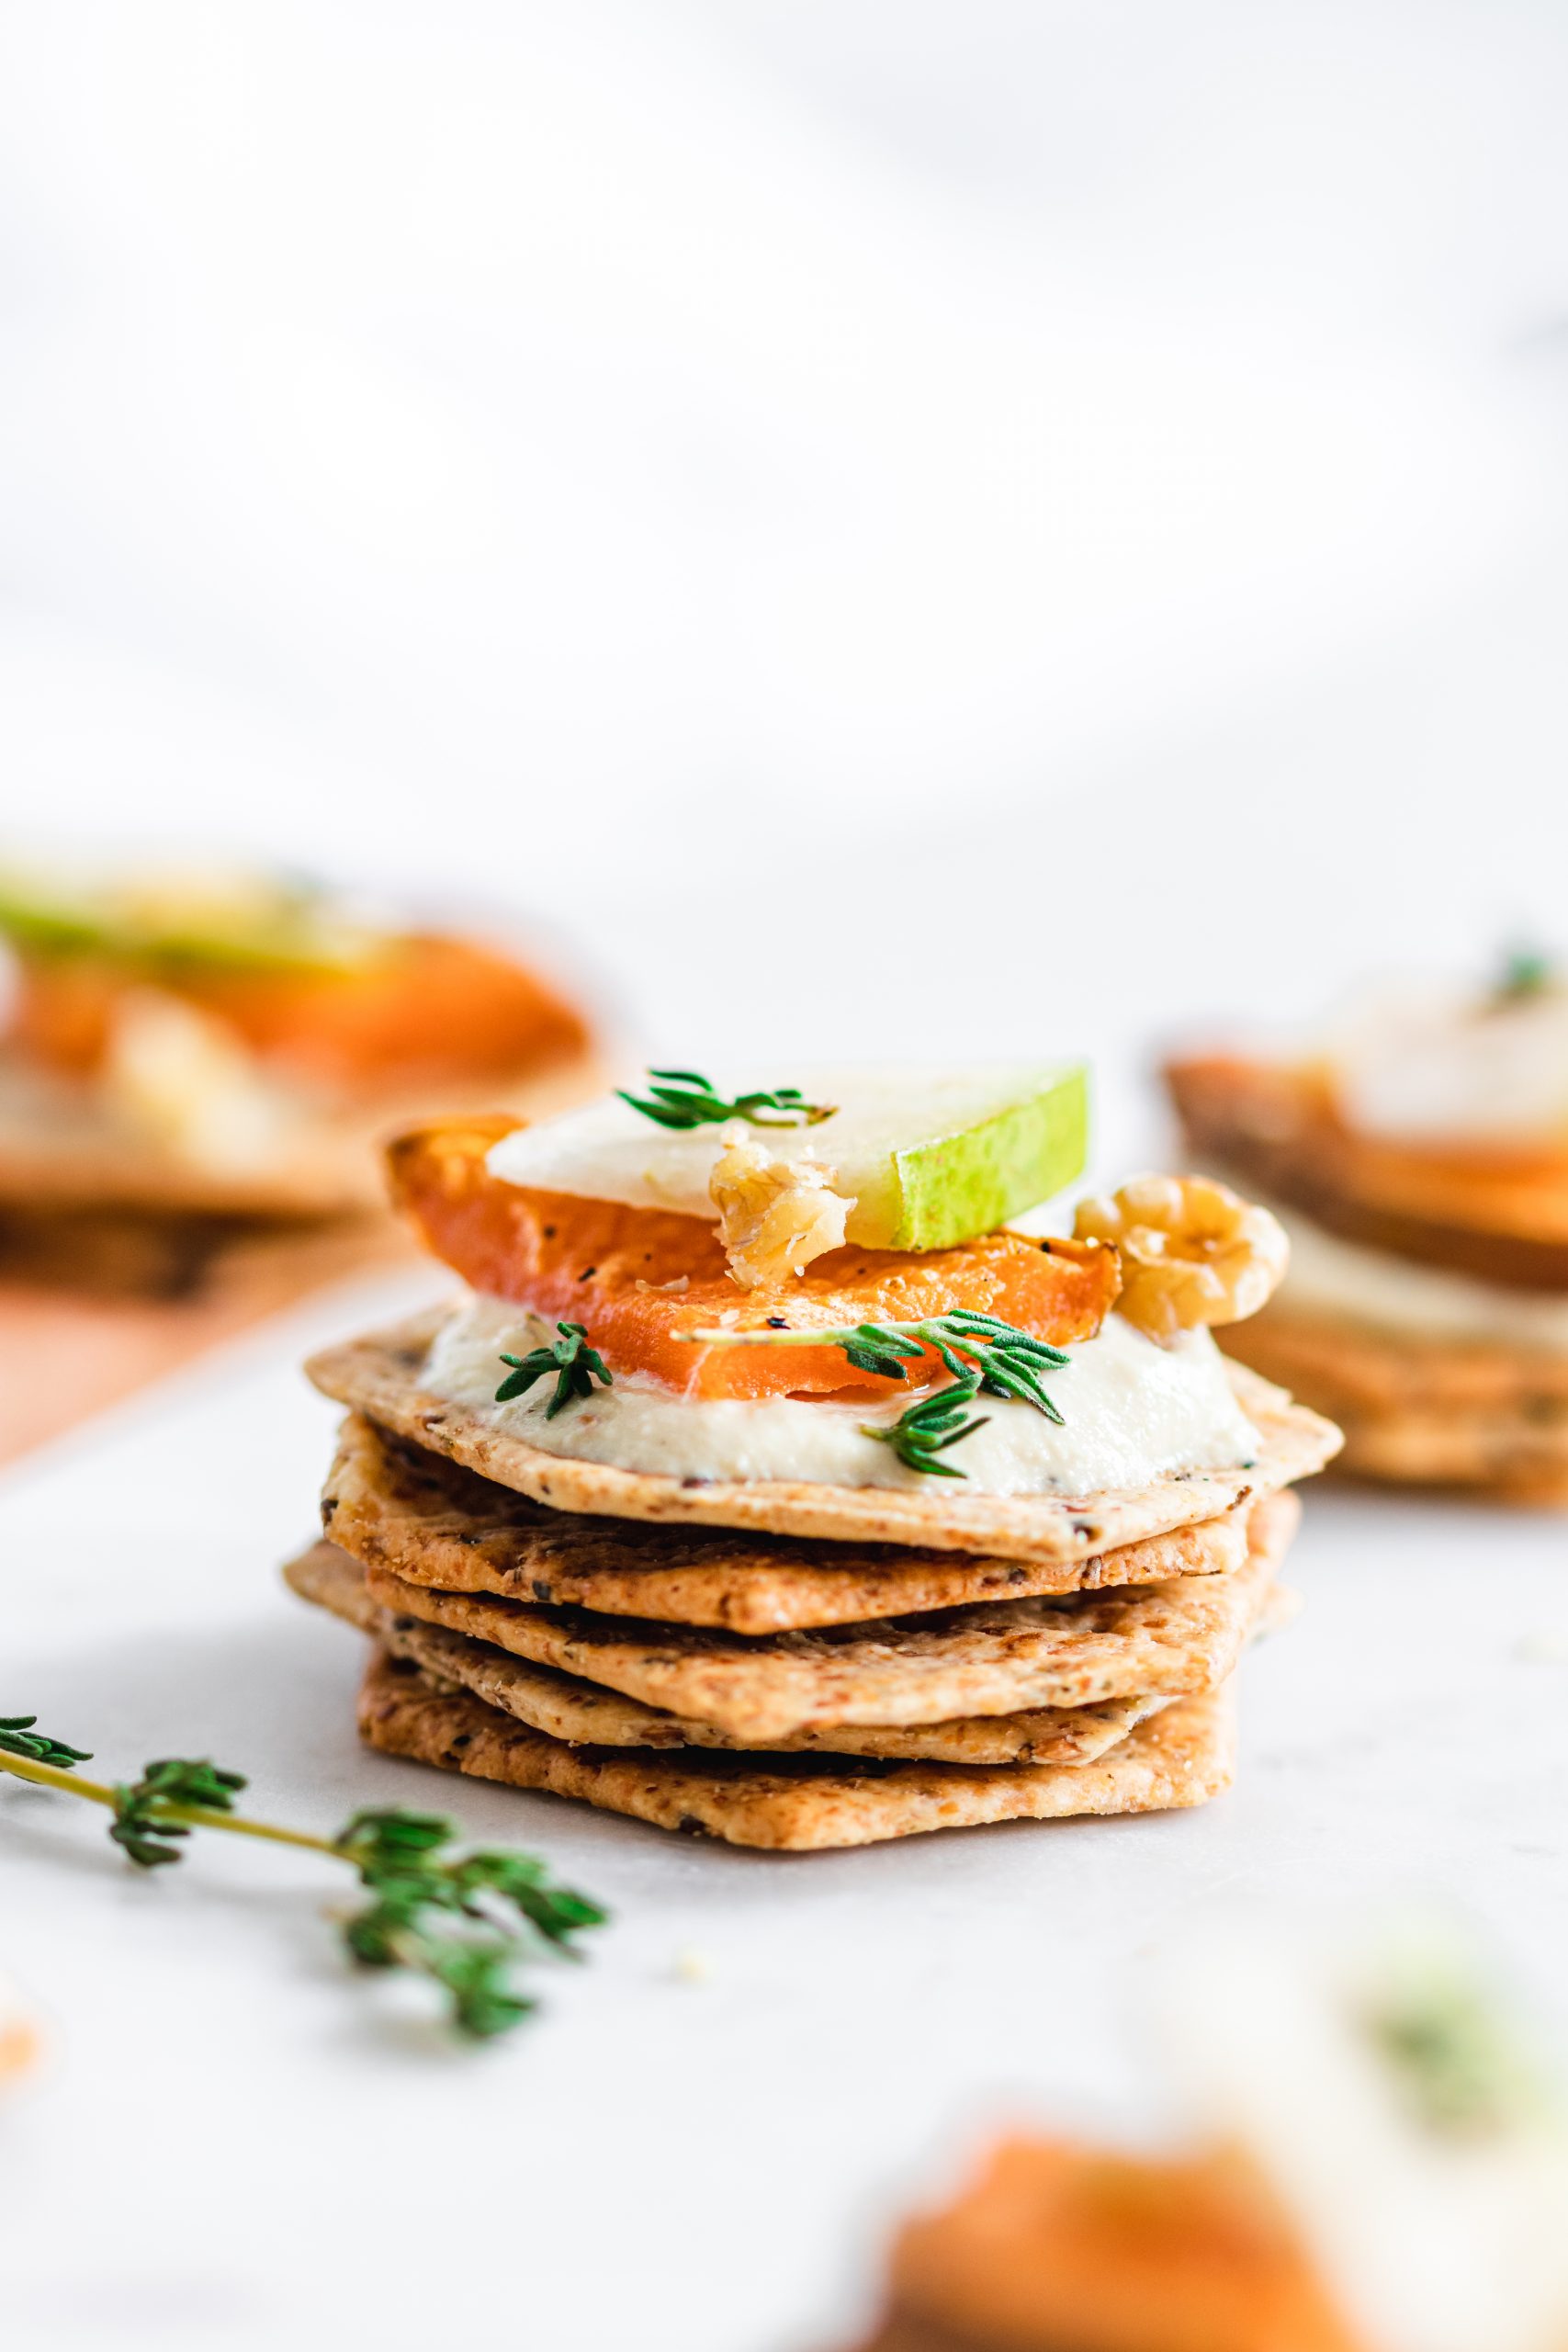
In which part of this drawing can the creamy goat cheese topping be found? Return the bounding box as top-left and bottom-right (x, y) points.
(421, 1295), (1259, 1496)
(1269, 1201), (1568, 1355)
(1332, 983), (1568, 1145)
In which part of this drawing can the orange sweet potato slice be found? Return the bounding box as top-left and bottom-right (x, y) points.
(12, 936), (588, 1093)
(388, 1116), (1121, 1401)
(1168, 1051), (1568, 1287)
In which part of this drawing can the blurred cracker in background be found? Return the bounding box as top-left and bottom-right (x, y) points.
(0, 860), (604, 1462)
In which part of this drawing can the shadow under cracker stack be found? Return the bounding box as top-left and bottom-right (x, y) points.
(287, 1063), (1339, 1850)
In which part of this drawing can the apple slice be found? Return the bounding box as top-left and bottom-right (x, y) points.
(485, 1064), (1088, 1251)
(0, 864), (380, 974)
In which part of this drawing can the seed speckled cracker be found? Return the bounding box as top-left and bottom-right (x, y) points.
(306, 1312), (1338, 1564)
(321, 1412), (1258, 1634)
(286, 1539), (1182, 1767)
(328, 1491), (1296, 1743)
(355, 1649), (1238, 1851)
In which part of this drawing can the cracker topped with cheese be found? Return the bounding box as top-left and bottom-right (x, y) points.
(290, 1060), (1337, 1849)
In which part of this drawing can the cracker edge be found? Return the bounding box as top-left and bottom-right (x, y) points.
(306, 1311), (1340, 1566)
(355, 1650), (1238, 1851)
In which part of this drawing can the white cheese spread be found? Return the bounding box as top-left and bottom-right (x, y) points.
(421, 1295), (1259, 1496)
(1333, 984), (1568, 1144)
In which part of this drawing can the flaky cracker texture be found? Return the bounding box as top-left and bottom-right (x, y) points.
(357, 1650), (1238, 1852)
(338, 1489), (1291, 1740)
(292, 1538), (1196, 1767)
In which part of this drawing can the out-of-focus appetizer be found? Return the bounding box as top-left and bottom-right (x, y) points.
(0, 1970), (40, 2086)
(287, 1063), (1337, 1850)
(0, 861), (600, 1296)
(1168, 956), (1568, 1499)
(847, 1918), (1568, 2352)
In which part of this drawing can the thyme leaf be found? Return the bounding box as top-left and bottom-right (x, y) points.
(112, 1756), (247, 1868)
(680, 1309), (1069, 1426)
(616, 1068), (836, 1130)
(863, 1378), (989, 1477)
(496, 1321), (613, 1417)
(0, 1714), (93, 1768)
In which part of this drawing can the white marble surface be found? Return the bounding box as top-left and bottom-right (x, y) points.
(3, 1262), (1567, 2352)
(6, 4), (1568, 2345)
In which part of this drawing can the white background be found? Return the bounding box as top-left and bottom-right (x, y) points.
(4, 6), (1568, 2347)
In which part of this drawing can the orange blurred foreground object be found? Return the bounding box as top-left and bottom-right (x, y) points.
(853, 2135), (1366, 2352)
(14, 934), (590, 1095)
(389, 1117), (1122, 1400)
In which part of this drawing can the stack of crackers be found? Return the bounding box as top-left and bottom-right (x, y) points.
(285, 1315), (1337, 1852)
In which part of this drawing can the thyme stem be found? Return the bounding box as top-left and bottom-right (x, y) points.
(0, 1747), (338, 1854)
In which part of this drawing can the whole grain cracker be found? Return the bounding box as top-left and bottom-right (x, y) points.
(355, 1649), (1237, 1850)
(306, 1312), (1338, 1564)
(343, 1491), (1297, 1741)
(286, 1538), (1180, 1767)
(321, 1411), (1256, 1633)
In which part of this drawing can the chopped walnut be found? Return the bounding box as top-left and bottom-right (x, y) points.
(1072, 1173), (1287, 1344)
(709, 1135), (853, 1288)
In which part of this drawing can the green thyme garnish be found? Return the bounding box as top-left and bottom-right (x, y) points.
(0, 1714), (93, 1768)
(615, 1068), (837, 1130)
(496, 1321), (613, 1416)
(112, 1756), (246, 1867)
(1494, 944), (1556, 1005)
(864, 1378), (989, 1477)
(0, 1725), (606, 2041)
(679, 1310), (1070, 1424)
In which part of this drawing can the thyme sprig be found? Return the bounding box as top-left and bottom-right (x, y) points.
(864, 1378), (989, 1477)
(0, 1714), (92, 1768)
(496, 1321), (613, 1416)
(616, 1068), (836, 1130)
(679, 1310), (1070, 1424)
(0, 1727), (606, 2041)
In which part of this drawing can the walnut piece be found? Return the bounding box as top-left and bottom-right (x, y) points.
(709, 1135), (853, 1288)
(1072, 1173), (1287, 1344)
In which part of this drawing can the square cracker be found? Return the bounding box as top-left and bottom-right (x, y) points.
(306, 1311), (1340, 1564)
(355, 1649), (1238, 1850)
(321, 1412), (1257, 1633)
(286, 1539), (1185, 1767)
(337, 1489), (1297, 1742)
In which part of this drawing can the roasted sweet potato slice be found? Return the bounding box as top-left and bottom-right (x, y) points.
(13, 935), (588, 1092)
(1168, 1052), (1568, 1289)
(388, 1115), (1121, 1400)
